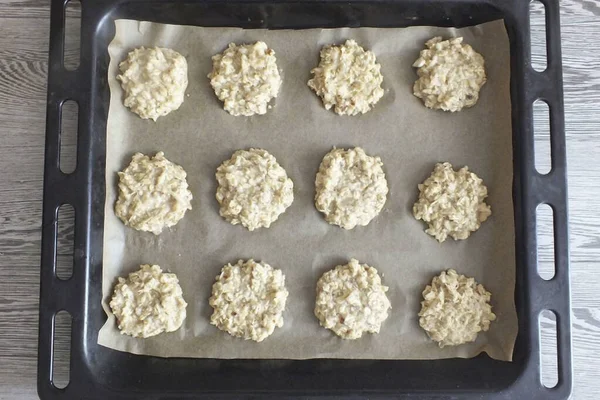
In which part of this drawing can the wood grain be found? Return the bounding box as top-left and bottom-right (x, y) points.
(0, 0), (598, 399)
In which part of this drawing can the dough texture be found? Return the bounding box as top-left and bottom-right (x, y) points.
(208, 41), (282, 116)
(413, 162), (491, 242)
(215, 148), (294, 231)
(315, 259), (391, 339)
(115, 152), (193, 235)
(419, 269), (496, 347)
(209, 259), (289, 342)
(315, 147), (388, 229)
(109, 264), (187, 338)
(308, 40), (384, 116)
(413, 37), (486, 112)
(117, 47), (188, 121)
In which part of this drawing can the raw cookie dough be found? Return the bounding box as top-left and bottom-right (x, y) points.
(413, 37), (486, 112)
(215, 148), (294, 231)
(419, 269), (496, 347)
(315, 258), (391, 339)
(209, 259), (289, 342)
(315, 147), (388, 229)
(413, 162), (491, 242)
(115, 152), (193, 235)
(117, 47), (188, 121)
(208, 41), (282, 116)
(109, 264), (187, 338)
(308, 40), (384, 116)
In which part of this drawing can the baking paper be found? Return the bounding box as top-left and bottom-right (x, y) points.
(99, 19), (517, 361)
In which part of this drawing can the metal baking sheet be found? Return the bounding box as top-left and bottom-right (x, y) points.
(38, 0), (572, 398)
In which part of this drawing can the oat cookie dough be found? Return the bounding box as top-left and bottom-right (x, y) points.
(109, 264), (187, 338)
(419, 269), (496, 347)
(315, 147), (388, 229)
(117, 47), (188, 121)
(308, 40), (384, 116)
(115, 152), (193, 235)
(413, 37), (486, 112)
(215, 148), (294, 231)
(413, 162), (491, 242)
(208, 41), (282, 116)
(209, 259), (289, 342)
(315, 259), (391, 339)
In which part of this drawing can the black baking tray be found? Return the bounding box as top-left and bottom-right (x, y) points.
(38, 0), (572, 398)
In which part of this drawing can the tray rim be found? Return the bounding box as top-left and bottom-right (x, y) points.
(37, 0), (572, 398)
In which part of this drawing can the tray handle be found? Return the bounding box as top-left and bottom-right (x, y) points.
(38, 0), (85, 397)
(530, 0), (572, 396)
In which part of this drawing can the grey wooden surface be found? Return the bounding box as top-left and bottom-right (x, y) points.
(0, 0), (598, 398)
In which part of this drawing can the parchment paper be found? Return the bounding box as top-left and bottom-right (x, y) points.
(99, 19), (517, 361)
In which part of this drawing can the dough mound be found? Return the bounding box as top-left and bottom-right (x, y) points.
(315, 259), (391, 339)
(209, 259), (289, 342)
(117, 47), (188, 121)
(208, 42), (282, 116)
(413, 37), (486, 112)
(115, 152), (193, 235)
(109, 264), (187, 338)
(413, 162), (491, 242)
(419, 269), (496, 347)
(216, 148), (294, 231)
(308, 40), (384, 116)
(315, 147), (388, 229)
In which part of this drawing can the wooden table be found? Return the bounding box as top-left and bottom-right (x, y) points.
(0, 0), (598, 398)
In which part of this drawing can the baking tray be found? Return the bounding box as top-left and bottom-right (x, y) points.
(38, 0), (572, 398)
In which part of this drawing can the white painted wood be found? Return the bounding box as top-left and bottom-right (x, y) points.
(0, 1), (597, 398)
